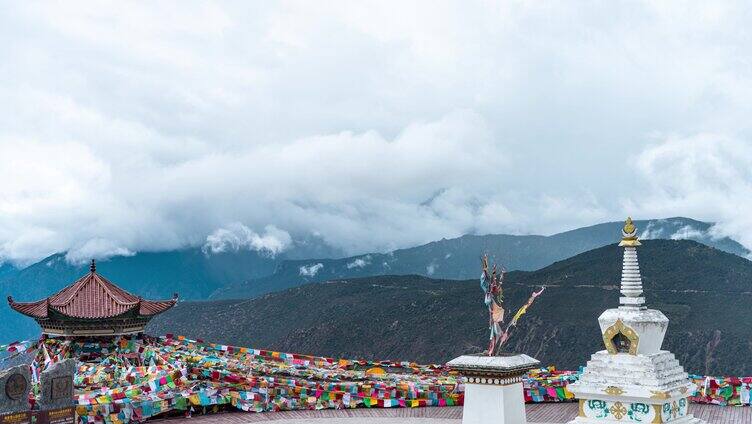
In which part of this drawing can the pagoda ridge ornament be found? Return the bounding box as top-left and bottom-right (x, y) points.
(566, 217), (705, 423)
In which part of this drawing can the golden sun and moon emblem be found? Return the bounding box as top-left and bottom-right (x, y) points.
(619, 216), (641, 247)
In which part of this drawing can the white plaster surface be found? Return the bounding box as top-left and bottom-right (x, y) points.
(249, 420), (460, 424)
(619, 247), (644, 303)
(570, 416), (705, 423)
(447, 354), (539, 370)
(598, 307), (669, 355)
(461, 382), (528, 424)
(572, 350), (692, 400)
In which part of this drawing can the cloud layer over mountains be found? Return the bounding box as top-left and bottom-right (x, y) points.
(2, 1), (752, 264)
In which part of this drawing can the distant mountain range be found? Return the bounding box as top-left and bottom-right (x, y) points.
(149, 239), (752, 376)
(211, 217), (748, 299)
(0, 236), (343, 341)
(1, 217), (748, 343)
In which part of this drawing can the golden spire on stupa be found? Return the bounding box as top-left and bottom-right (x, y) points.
(618, 216), (642, 247)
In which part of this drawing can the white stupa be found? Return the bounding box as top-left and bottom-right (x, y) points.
(567, 218), (705, 423)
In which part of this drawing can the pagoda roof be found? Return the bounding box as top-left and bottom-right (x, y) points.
(7, 260), (178, 320)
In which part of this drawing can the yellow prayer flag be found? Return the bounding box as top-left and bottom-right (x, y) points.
(512, 305), (528, 323)
(189, 394), (201, 405)
(366, 367), (385, 376)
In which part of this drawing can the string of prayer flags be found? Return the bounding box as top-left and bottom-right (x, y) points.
(523, 367), (579, 402)
(688, 374), (752, 406)
(34, 335), (462, 424)
(22, 334), (752, 424)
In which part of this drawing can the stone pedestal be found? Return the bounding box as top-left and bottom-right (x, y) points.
(448, 354), (539, 424)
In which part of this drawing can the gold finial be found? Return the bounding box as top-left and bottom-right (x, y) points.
(623, 217), (635, 235)
(619, 216), (641, 247)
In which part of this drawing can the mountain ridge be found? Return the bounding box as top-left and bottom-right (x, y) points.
(149, 239), (752, 376)
(211, 217), (748, 299)
(2, 217), (747, 343)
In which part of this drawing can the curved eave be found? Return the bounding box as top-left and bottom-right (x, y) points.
(7, 296), (48, 319)
(9, 291), (178, 320)
(139, 296), (178, 316)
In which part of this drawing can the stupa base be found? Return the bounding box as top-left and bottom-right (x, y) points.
(569, 415), (705, 424)
(567, 351), (706, 424)
(565, 397), (706, 423)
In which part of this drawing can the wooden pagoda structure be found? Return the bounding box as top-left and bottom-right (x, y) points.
(7, 259), (178, 337)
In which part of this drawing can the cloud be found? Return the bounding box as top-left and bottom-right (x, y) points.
(3, 2), (752, 263)
(0, 107), (519, 265)
(633, 134), (752, 250)
(65, 239), (135, 264)
(347, 256), (370, 269)
(426, 261), (437, 276)
(670, 226), (705, 240)
(639, 221), (714, 243)
(299, 263), (324, 277)
(202, 224), (292, 256)
(639, 222), (666, 240)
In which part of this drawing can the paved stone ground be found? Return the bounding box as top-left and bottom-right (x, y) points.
(157, 403), (750, 424)
(228, 420), (456, 424)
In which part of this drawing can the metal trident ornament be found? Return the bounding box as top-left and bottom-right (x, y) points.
(480, 255), (545, 356)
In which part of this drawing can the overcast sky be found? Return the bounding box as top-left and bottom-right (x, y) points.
(2, 1), (752, 265)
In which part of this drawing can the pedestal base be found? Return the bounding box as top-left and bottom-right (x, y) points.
(567, 398), (704, 423)
(569, 416), (705, 423)
(567, 351), (706, 424)
(463, 382), (526, 424)
(447, 354), (540, 424)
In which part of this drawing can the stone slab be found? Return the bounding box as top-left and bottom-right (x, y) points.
(38, 359), (75, 411)
(34, 407), (75, 424)
(447, 354), (540, 374)
(0, 365), (30, 414)
(0, 411), (31, 424)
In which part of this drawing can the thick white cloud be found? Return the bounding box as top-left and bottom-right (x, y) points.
(346, 257), (370, 269)
(299, 263), (324, 277)
(633, 134), (752, 249)
(2, 1), (752, 264)
(203, 224), (292, 256)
